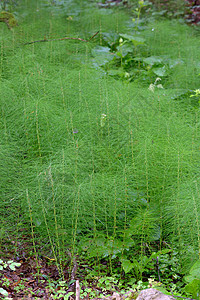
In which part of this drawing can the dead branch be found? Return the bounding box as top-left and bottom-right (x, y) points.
(24, 31), (99, 45)
(76, 280), (80, 300)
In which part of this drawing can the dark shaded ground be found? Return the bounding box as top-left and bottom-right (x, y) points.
(0, 229), (74, 299)
(0, 232), (138, 299)
(0, 252), (134, 300)
(1, 258), (60, 299)
(98, 0), (200, 25)
(1, 241), (66, 299)
(150, 0), (200, 24)
(0, 233), (120, 299)
(185, 0), (200, 24)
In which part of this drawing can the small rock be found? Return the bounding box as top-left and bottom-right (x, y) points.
(136, 289), (175, 300)
(112, 292), (120, 300)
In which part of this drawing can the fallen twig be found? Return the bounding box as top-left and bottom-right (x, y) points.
(76, 280), (80, 300)
(24, 31), (99, 45)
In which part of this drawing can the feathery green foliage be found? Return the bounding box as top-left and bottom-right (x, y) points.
(1, 0), (200, 288)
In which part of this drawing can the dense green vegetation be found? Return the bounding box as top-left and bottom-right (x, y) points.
(1, 0), (200, 298)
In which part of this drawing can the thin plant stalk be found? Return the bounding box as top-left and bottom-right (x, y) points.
(26, 189), (40, 280)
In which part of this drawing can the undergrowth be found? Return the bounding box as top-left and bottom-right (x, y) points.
(1, 0), (200, 298)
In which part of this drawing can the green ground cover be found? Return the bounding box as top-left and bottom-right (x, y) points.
(1, 0), (200, 298)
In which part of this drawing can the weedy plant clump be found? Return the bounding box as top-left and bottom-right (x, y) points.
(1, 0), (200, 299)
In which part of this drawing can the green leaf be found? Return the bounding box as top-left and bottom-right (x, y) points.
(159, 248), (172, 254)
(108, 69), (125, 77)
(143, 56), (163, 65)
(7, 260), (13, 264)
(156, 286), (169, 294)
(185, 260), (200, 283)
(153, 66), (167, 77)
(64, 292), (74, 300)
(150, 249), (172, 260)
(141, 255), (150, 267)
(57, 290), (65, 293)
(14, 262), (21, 267)
(92, 46), (114, 66)
(121, 258), (134, 273)
(92, 46), (111, 55)
(8, 261), (21, 271)
(102, 32), (119, 47)
(185, 279), (200, 299)
(0, 288), (8, 296)
(119, 34), (145, 46)
(116, 44), (133, 57)
(168, 58), (183, 69)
